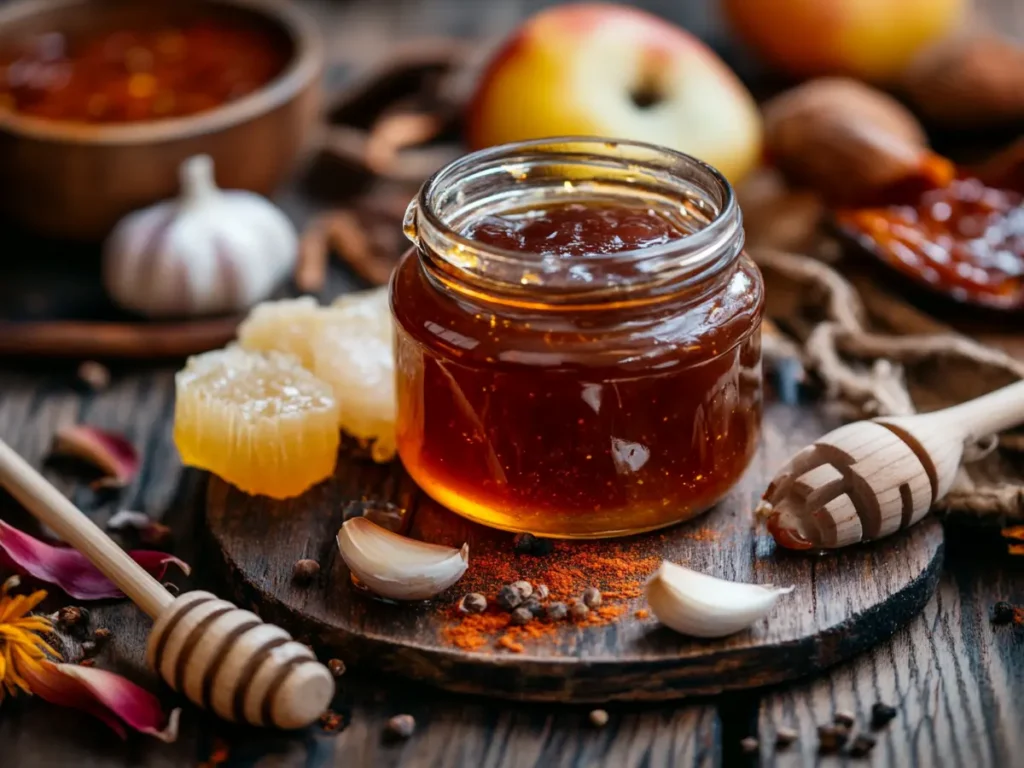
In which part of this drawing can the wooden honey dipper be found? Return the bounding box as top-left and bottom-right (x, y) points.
(764, 380), (1024, 549)
(0, 438), (334, 729)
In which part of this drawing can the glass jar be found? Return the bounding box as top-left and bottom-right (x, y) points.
(391, 138), (763, 538)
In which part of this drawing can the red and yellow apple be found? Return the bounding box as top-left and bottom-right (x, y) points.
(723, 0), (966, 82)
(466, 4), (762, 184)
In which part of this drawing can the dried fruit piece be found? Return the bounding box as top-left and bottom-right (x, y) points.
(174, 346), (340, 499)
(52, 425), (139, 489)
(237, 296), (323, 368)
(313, 288), (397, 462)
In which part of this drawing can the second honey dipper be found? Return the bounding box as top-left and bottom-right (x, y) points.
(764, 380), (1024, 549)
(0, 438), (334, 729)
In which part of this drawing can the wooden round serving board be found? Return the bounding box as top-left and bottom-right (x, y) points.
(205, 401), (944, 703)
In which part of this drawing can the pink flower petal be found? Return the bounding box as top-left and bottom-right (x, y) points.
(52, 425), (140, 489)
(21, 660), (179, 742)
(0, 520), (189, 600)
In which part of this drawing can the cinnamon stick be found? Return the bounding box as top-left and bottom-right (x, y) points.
(364, 111), (448, 175)
(296, 218), (330, 294)
(0, 317), (240, 359)
(325, 210), (394, 286)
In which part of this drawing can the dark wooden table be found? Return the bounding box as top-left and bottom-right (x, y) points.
(4, 1), (1024, 766)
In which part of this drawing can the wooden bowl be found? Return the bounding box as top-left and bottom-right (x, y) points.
(0, 0), (323, 241)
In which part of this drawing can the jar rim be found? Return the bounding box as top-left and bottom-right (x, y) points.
(408, 137), (744, 304)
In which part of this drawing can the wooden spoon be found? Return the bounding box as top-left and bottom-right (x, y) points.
(0, 439), (334, 729)
(765, 380), (1024, 549)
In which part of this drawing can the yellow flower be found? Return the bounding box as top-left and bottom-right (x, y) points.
(0, 575), (59, 703)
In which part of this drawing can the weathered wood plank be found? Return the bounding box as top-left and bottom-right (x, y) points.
(757, 538), (1024, 768)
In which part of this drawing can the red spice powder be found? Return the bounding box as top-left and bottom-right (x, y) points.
(441, 539), (661, 653)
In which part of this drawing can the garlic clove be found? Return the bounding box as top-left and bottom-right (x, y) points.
(336, 517), (468, 601)
(645, 561), (793, 638)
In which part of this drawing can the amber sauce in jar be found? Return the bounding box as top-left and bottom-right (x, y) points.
(392, 139), (763, 538)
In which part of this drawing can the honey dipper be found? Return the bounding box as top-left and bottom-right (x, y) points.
(0, 438), (334, 729)
(764, 380), (1024, 549)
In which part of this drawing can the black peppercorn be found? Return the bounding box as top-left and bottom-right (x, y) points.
(459, 593), (487, 614)
(775, 727), (798, 747)
(497, 585), (523, 610)
(870, 702), (897, 729)
(534, 583), (550, 601)
(522, 598), (544, 617)
(513, 532), (553, 556)
(292, 559), (321, 584)
(386, 714), (415, 739)
(992, 601), (1016, 625)
(849, 733), (877, 758)
(57, 605), (87, 629)
(589, 709), (609, 728)
(328, 658), (346, 677)
(570, 602), (590, 622)
(341, 500), (406, 532)
(817, 724), (848, 753)
(510, 607), (533, 626)
(546, 602), (568, 621)
(511, 580), (533, 599)
(834, 710), (855, 728)
(581, 587), (602, 608)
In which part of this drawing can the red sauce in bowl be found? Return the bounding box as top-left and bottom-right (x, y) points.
(0, 21), (288, 123)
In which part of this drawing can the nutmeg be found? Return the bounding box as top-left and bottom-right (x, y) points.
(762, 78), (952, 206)
(902, 35), (1024, 128)
(972, 138), (1024, 192)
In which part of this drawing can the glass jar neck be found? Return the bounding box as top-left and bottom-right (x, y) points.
(403, 138), (744, 311)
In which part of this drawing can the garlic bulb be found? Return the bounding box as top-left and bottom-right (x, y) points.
(103, 155), (297, 318)
(336, 517), (469, 601)
(645, 561), (793, 638)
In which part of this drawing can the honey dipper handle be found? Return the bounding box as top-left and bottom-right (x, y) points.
(934, 379), (1024, 439)
(0, 439), (172, 618)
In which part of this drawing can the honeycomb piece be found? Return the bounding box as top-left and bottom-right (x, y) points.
(174, 345), (340, 498)
(237, 296), (322, 369)
(314, 288), (396, 462)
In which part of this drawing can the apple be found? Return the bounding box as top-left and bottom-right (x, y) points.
(466, 4), (762, 184)
(723, 0), (965, 82)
